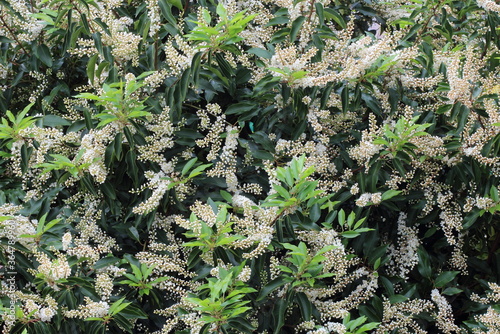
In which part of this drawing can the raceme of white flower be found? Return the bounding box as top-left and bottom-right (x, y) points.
(0, 0), (499, 333)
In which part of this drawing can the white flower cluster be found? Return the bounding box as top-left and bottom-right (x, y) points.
(237, 266), (252, 282)
(35, 252), (72, 290)
(437, 191), (463, 246)
(386, 213), (420, 279)
(314, 273), (379, 320)
(65, 297), (110, 319)
(309, 322), (347, 334)
(164, 35), (197, 75)
(206, 125), (240, 192)
(133, 177), (171, 215)
(146, 0), (161, 37)
(110, 31), (142, 66)
(80, 125), (118, 183)
(476, 196), (497, 210)
(431, 289), (461, 334)
(62, 232), (72, 251)
(19, 294), (58, 323)
(0, 63), (8, 80)
(0, 214), (36, 250)
(95, 273), (114, 300)
(473, 307), (500, 333)
(196, 104), (227, 161)
(477, 0), (500, 12)
(4, 0), (44, 42)
(446, 48), (482, 107)
(375, 297), (434, 334)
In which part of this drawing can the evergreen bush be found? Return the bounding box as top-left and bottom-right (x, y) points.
(0, 0), (499, 333)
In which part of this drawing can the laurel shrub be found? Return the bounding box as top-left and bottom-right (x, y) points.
(0, 0), (499, 333)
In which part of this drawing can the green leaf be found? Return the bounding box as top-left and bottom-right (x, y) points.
(109, 298), (131, 316)
(342, 230), (360, 238)
(309, 203), (321, 223)
(87, 54), (98, 85)
(341, 85), (349, 114)
(226, 102), (256, 115)
(228, 318), (256, 333)
(183, 240), (206, 247)
(389, 294), (408, 304)
(94, 256), (120, 270)
(463, 210), (480, 229)
(338, 209), (346, 226)
(315, 3), (325, 24)
(81, 13), (91, 35)
(158, 0), (180, 27)
(324, 8), (346, 28)
(43, 115), (71, 127)
(295, 292), (312, 321)
(417, 247), (432, 279)
(247, 47), (273, 59)
(202, 8), (211, 25)
(266, 16), (289, 26)
(273, 185), (290, 199)
(100, 182), (116, 200)
(381, 189), (401, 201)
(216, 2), (227, 20)
(257, 278), (287, 301)
(126, 150), (139, 186)
(181, 158), (198, 176)
(273, 297), (287, 334)
(393, 158), (406, 176)
(20, 144), (30, 174)
(434, 271), (460, 288)
(290, 16), (306, 42)
(188, 163), (212, 179)
(490, 185), (499, 202)
(220, 190), (233, 203)
(187, 248), (202, 268)
(347, 315), (368, 331)
(442, 287), (463, 295)
(42, 217), (61, 233)
(436, 104), (454, 115)
(357, 322), (380, 332)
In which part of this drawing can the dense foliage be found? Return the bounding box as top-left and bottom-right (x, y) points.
(0, 0), (500, 333)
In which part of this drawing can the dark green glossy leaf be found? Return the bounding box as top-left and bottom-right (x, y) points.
(434, 271), (460, 288)
(36, 44), (53, 67)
